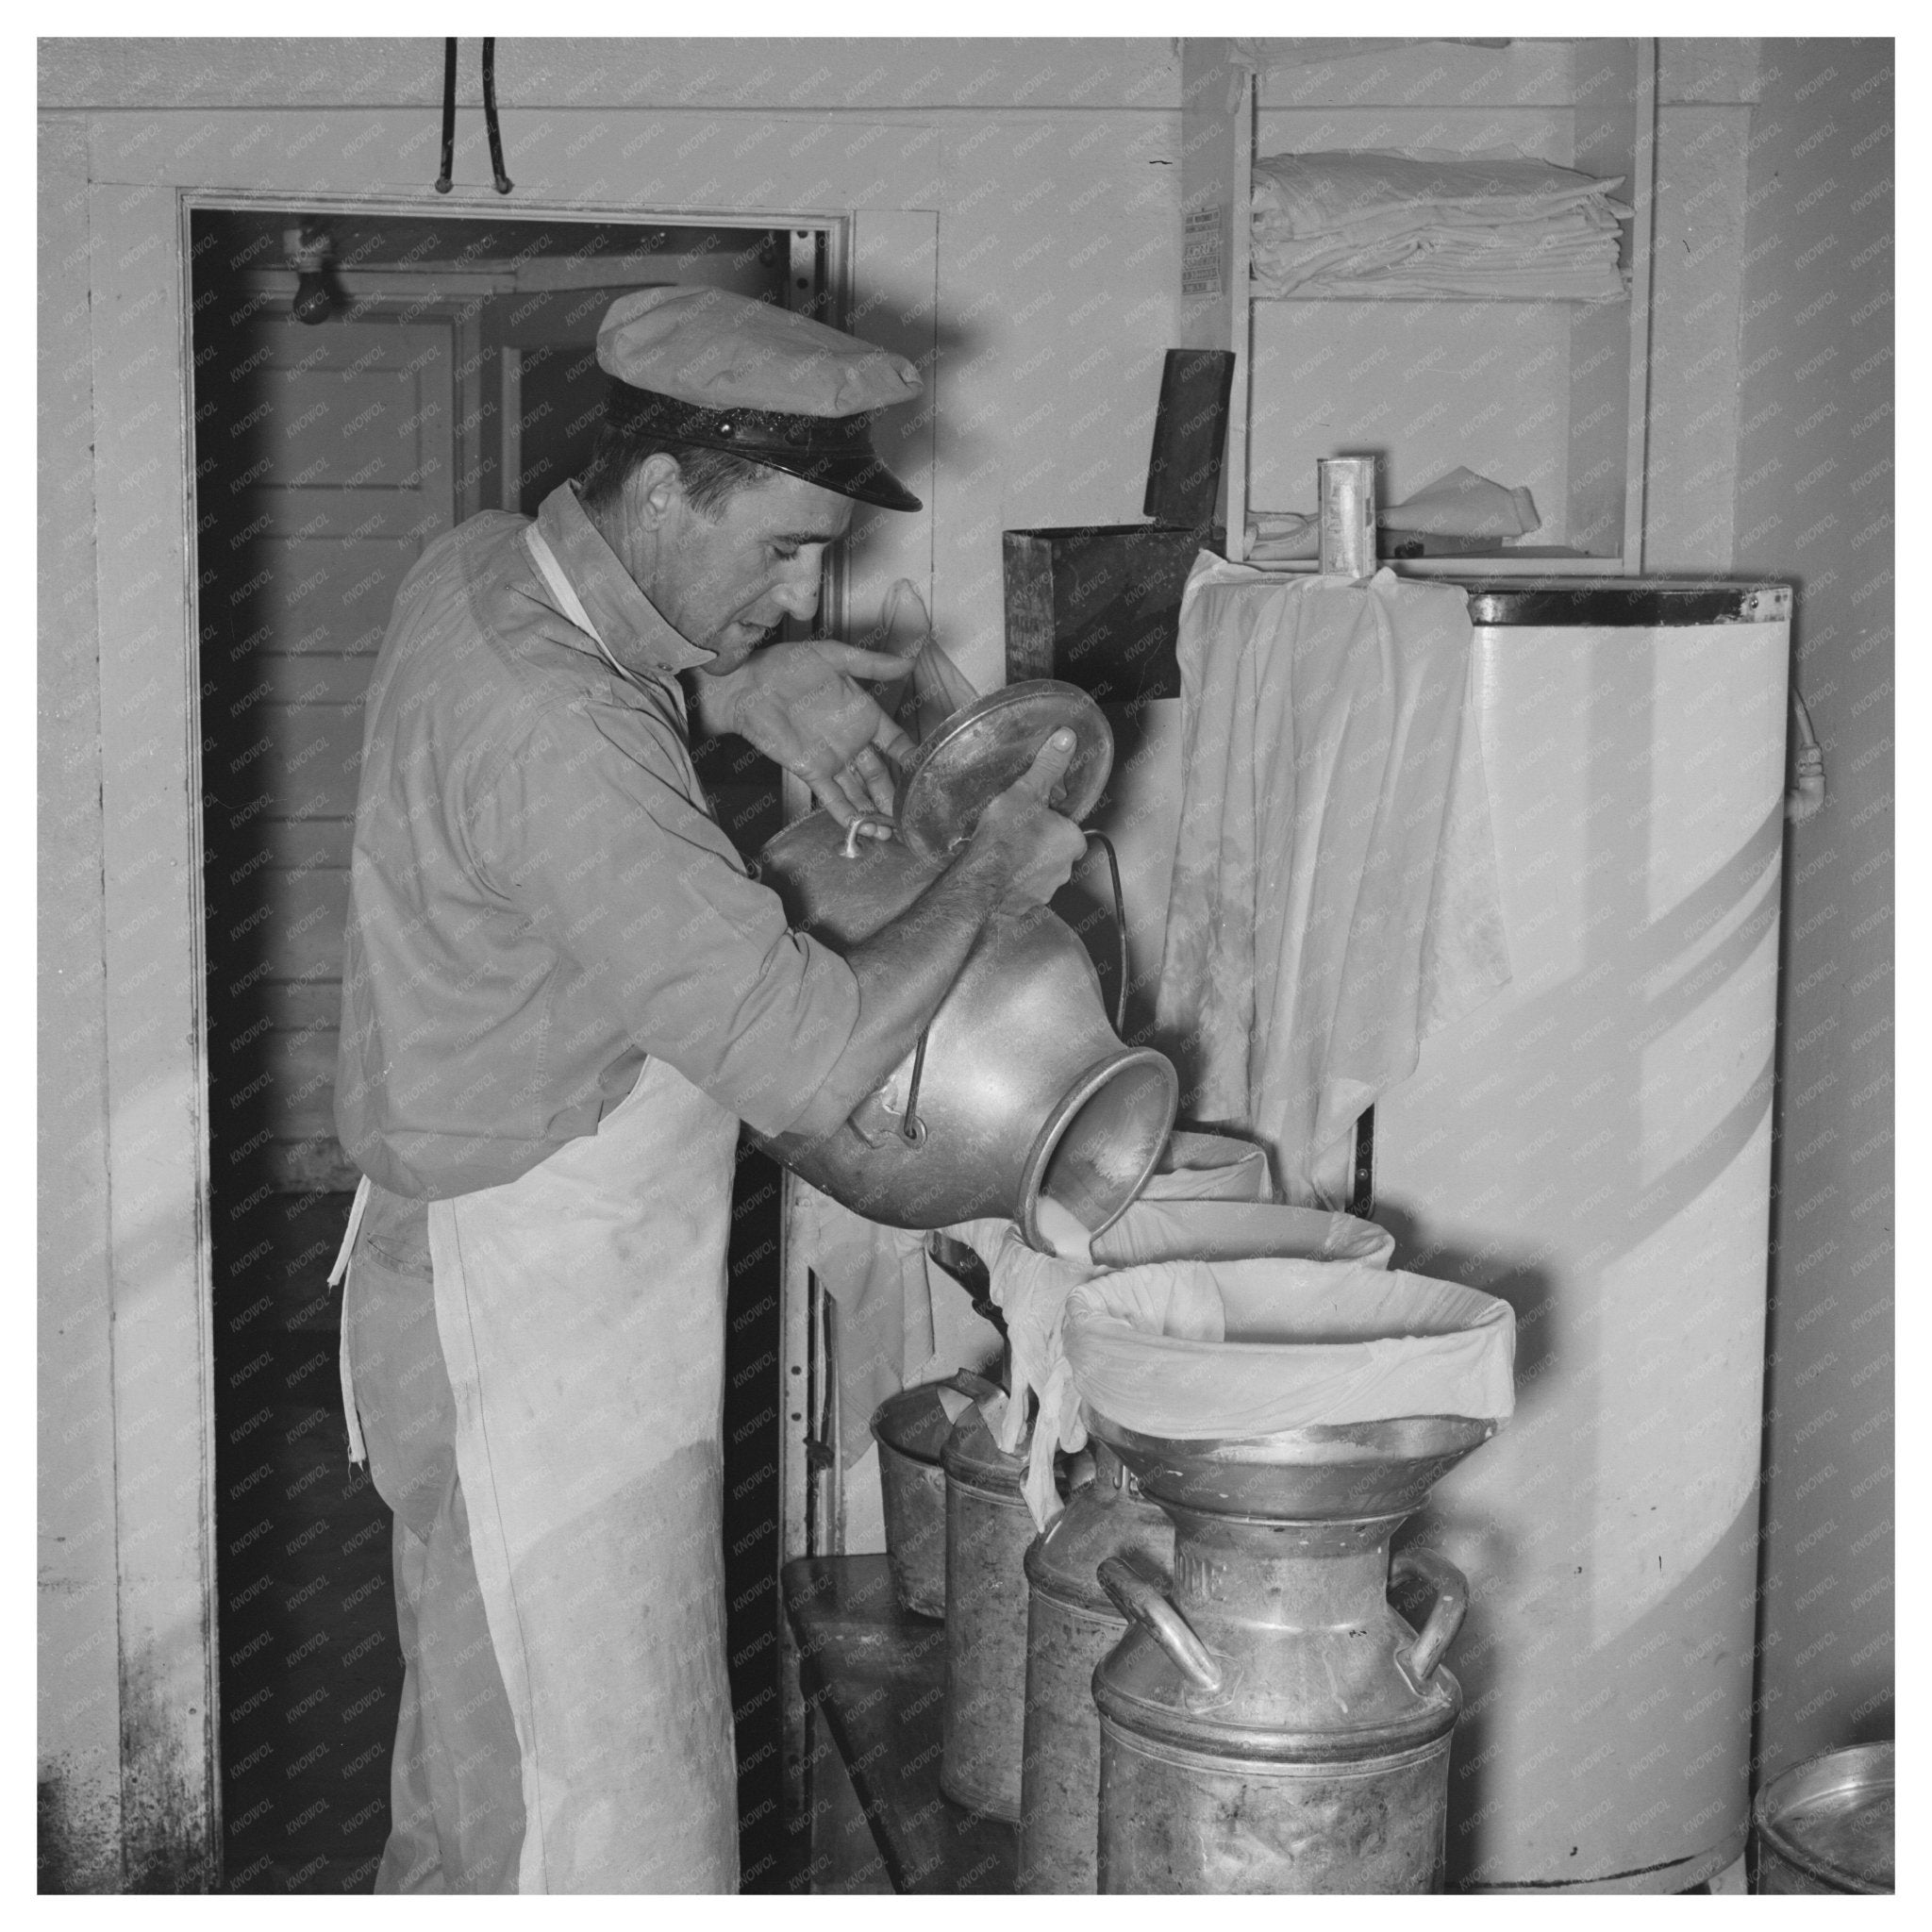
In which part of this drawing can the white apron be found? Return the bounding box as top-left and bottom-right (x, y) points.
(338, 521), (743, 1891)
(427, 1058), (741, 1891)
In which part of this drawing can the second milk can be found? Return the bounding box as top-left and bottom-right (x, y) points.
(941, 1397), (1035, 1820)
(871, 1371), (1000, 1619)
(1018, 1440), (1172, 1892)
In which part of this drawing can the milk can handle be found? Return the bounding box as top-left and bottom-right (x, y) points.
(1390, 1548), (1468, 1686)
(1083, 831), (1130, 1036)
(841, 813), (894, 857)
(1098, 1557), (1223, 1694)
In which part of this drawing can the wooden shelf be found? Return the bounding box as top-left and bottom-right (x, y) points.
(1249, 289), (1631, 306)
(1180, 38), (1657, 576)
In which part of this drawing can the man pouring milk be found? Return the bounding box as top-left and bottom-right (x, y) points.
(330, 286), (1087, 1890)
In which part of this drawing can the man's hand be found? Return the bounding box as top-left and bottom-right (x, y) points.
(964, 727), (1090, 908)
(693, 641), (915, 829)
(768, 727), (1093, 1144)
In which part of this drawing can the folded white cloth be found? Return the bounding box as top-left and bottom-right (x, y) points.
(1253, 150), (1630, 237)
(1251, 150), (1630, 301)
(1380, 467), (1540, 539)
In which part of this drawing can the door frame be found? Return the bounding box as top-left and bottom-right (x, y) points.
(82, 108), (937, 1881)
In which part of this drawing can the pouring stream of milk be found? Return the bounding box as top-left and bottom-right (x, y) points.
(1035, 1196), (1097, 1266)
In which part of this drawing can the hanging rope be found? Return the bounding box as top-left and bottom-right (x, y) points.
(433, 38), (514, 196)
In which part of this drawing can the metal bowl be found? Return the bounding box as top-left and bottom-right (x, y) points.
(1754, 1741), (1893, 1893)
(1085, 1411), (1498, 1521)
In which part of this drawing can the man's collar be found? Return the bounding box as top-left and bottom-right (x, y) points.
(533, 483), (713, 678)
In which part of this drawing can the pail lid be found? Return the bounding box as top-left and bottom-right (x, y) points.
(941, 1394), (1030, 1491)
(894, 680), (1111, 860)
(872, 1371), (999, 1464)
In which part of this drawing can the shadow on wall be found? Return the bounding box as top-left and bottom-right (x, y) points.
(1376, 789), (1787, 1889)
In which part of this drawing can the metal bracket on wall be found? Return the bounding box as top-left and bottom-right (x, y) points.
(1349, 1108), (1375, 1220)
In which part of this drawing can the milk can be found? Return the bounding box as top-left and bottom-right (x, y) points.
(940, 1399), (1036, 1819)
(755, 682), (1177, 1244)
(1091, 1413), (1491, 1893)
(1015, 1198), (1393, 1891)
(871, 1371), (1001, 1620)
(1018, 1441), (1173, 1892)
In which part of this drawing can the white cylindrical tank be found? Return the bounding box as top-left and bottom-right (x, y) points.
(1374, 583), (1791, 1891)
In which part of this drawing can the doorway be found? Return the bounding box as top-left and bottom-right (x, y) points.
(189, 205), (826, 1891)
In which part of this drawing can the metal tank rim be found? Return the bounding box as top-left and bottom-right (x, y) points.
(1087, 1412), (1497, 1519)
(1093, 1696), (1461, 1767)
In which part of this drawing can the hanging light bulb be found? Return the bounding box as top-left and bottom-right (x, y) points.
(285, 224), (337, 325)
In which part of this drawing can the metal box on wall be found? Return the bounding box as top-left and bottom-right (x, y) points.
(1003, 349), (1232, 704)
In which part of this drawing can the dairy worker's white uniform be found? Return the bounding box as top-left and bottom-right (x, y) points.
(425, 1053), (741, 1890)
(336, 526), (742, 1891)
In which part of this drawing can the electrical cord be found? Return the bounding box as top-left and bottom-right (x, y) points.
(434, 39), (457, 193)
(434, 38), (514, 196)
(483, 39), (513, 195)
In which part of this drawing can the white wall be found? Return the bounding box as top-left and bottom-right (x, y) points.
(1641, 42), (1761, 570)
(38, 113), (126, 1894)
(1730, 38), (1894, 1783)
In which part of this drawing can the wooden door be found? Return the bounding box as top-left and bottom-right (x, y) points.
(203, 305), (473, 1192)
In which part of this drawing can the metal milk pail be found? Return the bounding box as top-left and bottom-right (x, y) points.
(871, 1371), (1000, 1620)
(940, 1401), (1035, 1821)
(1018, 1440), (1173, 1892)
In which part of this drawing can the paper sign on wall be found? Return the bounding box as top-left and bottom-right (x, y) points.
(1182, 208), (1224, 297)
